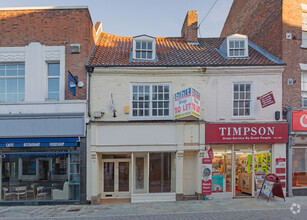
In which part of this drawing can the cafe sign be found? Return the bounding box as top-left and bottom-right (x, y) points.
(205, 123), (288, 144)
(174, 88), (200, 119)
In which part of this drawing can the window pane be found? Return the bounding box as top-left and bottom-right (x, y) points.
(147, 52), (152, 59)
(158, 102), (163, 108)
(164, 86), (169, 92)
(139, 102), (143, 108)
(139, 86), (143, 92)
(48, 63), (60, 76)
(145, 102), (149, 108)
(230, 41), (234, 48)
(153, 102), (157, 108)
(133, 102), (137, 108)
(164, 102), (169, 108)
(145, 86), (150, 92)
(152, 109), (157, 116)
(145, 110), (149, 116)
(158, 86), (163, 92)
(158, 109), (163, 116)
(145, 94), (150, 100)
(152, 93), (157, 100)
(133, 110), (137, 116)
(48, 78), (59, 92)
(234, 101), (238, 108)
(233, 109), (238, 116)
(153, 86), (157, 92)
(235, 41), (239, 48)
(142, 42), (146, 49)
(6, 94), (17, 103)
(239, 101), (244, 107)
(136, 42), (141, 49)
(19, 78), (25, 93)
(164, 94), (169, 100)
(240, 92), (244, 99)
(239, 109), (244, 116)
(234, 84), (239, 91)
(0, 79), (4, 93)
(164, 109), (169, 116)
(0, 94), (4, 102)
(234, 49), (239, 56)
(7, 79), (17, 93)
(136, 51), (141, 58)
(229, 50), (234, 56)
(18, 65), (25, 76)
(158, 94), (163, 100)
(246, 92), (250, 99)
(240, 41), (245, 48)
(239, 50), (245, 56)
(148, 42), (152, 50)
(245, 108), (250, 115)
(133, 94), (137, 100)
(240, 84), (245, 91)
(48, 92), (59, 100)
(234, 92), (239, 99)
(142, 51), (146, 59)
(149, 153), (172, 193)
(0, 65), (4, 76)
(6, 65), (18, 76)
(139, 110), (143, 116)
(133, 86), (137, 93)
(246, 84), (250, 91)
(293, 148), (307, 187)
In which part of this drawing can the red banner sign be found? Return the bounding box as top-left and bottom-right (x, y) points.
(205, 123), (288, 144)
(201, 158), (212, 195)
(257, 91), (275, 108)
(292, 111), (307, 131)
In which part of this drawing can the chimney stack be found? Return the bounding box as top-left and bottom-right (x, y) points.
(181, 11), (198, 44)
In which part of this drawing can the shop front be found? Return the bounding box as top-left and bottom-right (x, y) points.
(287, 110), (307, 196)
(0, 112), (86, 204)
(205, 123), (288, 198)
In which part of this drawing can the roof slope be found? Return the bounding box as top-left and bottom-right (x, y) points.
(87, 32), (283, 67)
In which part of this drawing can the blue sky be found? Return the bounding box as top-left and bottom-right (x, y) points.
(0, 0), (234, 37)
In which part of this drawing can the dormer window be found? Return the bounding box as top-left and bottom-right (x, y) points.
(136, 41), (153, 59)
(227, 34), (248, 58)
(132, 35), (156, 61)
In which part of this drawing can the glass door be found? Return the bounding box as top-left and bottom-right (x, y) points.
(234, 151), (254, 197)
(103, 159), (130, 198)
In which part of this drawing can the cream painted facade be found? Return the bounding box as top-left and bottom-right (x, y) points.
(87, 67), (206, 204)
(203, 66), (288, 198)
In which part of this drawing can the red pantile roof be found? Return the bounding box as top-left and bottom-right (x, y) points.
(87, 33), (283, 67)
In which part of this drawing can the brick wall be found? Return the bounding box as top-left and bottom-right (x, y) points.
(221, 0), (283, 59)
(0, 8), (99, 100)
(282, 0), (307, 108)
(181, 11), (198, 43)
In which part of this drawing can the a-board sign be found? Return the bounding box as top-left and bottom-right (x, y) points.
(257, 174), (285, 202)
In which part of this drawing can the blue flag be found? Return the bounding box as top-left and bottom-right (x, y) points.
(68, 73), (78, 96)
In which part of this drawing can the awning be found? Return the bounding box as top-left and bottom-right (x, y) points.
(0, 138), (79, 148)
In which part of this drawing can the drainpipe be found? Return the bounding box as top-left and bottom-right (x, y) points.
(87, 67), (94, 118)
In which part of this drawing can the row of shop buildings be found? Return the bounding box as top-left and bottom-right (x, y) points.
(0, 5), (306, 205)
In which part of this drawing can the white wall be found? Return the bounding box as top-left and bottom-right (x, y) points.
(204, 66), (284, 122)
(90, 67), (205, 121)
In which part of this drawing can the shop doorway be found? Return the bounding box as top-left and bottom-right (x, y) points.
(102, 159), (130, 198)
(183, 151), (196, 195)
(234, 151), (254, 197)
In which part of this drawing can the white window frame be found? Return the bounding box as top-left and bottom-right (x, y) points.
(0, 63), (25, 103)
(227, 34), (248, 58)
(301, 6), (307, 48)
(130, 83), (172, 120)
(232, 82), (253, 118)
(47, 62), (60, 101)
(301, 72), (307, 107)
(132, 36), (156, 60)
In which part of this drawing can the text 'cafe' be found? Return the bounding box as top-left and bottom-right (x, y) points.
(205, 123), (288, 199)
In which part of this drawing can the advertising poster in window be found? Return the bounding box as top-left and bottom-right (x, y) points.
(174, 88), (200, 119)
(202, 158), (212, 195)
(276, 158), (286, 188)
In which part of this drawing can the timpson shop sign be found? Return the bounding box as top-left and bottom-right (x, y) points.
(205, 123), (288, 144)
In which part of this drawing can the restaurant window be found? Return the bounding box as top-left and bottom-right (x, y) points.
(22, 158), (36, 175)
(0, 64), (25, 103)
(131, 83), (171, 119)
(233, 83), (252, 117)
(293, 148), (307, 187)
(0, 149), (80, 202)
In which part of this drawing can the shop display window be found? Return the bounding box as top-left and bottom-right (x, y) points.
(0, 148), (80, 202)
(254, 145), (272, 191)
(293, 148), (307, 187)
(212, 146), (232, 193)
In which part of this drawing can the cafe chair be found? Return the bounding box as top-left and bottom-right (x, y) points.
(37, 186), (48, 200)
(26, 184), (36, 198)
(3, 187), (17, 201)
(52, 181), (69, 200)
(17, 186), (27, 201)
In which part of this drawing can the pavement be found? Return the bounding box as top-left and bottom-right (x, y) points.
(0, 196), (306, 220)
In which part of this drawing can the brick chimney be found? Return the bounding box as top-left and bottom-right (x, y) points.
(181, 11), (198, 44)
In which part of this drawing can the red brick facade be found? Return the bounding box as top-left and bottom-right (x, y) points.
(0, 7), (100, 100)
(221, 0), (307, 109)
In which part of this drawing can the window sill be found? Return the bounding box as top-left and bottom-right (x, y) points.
(301, 45), (307, 49)
(129, 116), (173, 121)
(231, 116), (255, 120)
